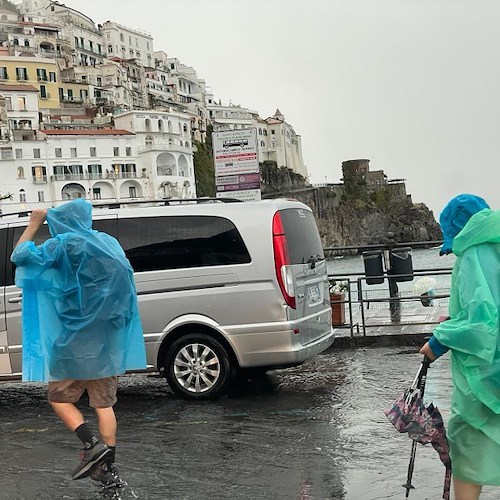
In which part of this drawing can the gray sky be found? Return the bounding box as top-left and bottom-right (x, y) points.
(66, 0), (499, 217)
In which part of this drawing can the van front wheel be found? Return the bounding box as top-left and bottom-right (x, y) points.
(164, 333), (232, 400)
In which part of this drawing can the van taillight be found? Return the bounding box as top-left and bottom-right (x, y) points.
(272, 212), (296, 309)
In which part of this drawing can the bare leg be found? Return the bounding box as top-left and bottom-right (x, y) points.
(95, 407), (117, 447)
(454, 478), (482, 500)
(50, 402), (85, 432)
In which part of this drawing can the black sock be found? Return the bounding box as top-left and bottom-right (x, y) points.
(107, 446), (116, 463)
(75, 423), (99, 449)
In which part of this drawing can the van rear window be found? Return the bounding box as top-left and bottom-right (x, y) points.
(118, 216), (251, 272)
(278, 208), (324, 264)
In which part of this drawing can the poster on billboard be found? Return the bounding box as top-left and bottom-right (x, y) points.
(212, 129), (261, 201)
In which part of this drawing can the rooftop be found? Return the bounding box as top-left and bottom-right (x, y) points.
(42, 129), (134, 136)
(0, 84), (38, 92)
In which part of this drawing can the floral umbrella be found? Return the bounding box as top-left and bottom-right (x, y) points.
(384, 357), (452, 500)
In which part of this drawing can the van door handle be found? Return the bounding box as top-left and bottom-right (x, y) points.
(8, 295), (22, 304)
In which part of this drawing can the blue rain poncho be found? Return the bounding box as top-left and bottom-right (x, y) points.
(432, 199), (500, 486)
(10, 199), (147, 382)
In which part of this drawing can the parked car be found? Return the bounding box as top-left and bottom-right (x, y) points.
(0, 198), (334, 399)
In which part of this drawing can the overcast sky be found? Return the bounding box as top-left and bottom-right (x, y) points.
(63, 0), (499, 217)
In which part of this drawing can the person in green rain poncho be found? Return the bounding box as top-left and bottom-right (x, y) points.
(420, 194), (500, 500)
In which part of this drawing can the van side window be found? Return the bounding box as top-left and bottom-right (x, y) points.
(279, 209), (324, 264)
(118, 216), (251, 272)
(0, 228), (7, 286)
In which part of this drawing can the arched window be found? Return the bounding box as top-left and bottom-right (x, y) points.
(168, 121), (172, 133)
(183, 124), (188, 133)
(19, 189), (26, 202)
(17, 167), (25, 179)
(260, 141), (265, 147)
(168, 138), (173, 146)
(185, 141), (190, 147)
(158, 119), (163, 131)
(145, 135), (153, 147)
(24, 39), (30, 47)
(178, 123), (182, 134)
(258, 128), (262, 136)
(13, 38), (19, 46)
(145, 119), (151, 132)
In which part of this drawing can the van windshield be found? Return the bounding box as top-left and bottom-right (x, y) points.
(278, 208), (324, 264)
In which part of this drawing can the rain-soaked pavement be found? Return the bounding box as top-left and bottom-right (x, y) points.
(1, 346), (498, 500)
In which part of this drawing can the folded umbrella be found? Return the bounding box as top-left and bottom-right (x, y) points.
(384, 356), (452, 500)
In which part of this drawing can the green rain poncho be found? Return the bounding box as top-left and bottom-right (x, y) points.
(433, 207), (500, 485)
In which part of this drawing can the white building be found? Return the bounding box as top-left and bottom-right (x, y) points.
(0, 84), (40, 141)
(101, 21), (153, 69)
(20, 0), (104, 68)
(0, 128), (151, 213)
(114, 110), (196, 199)
(256, 109), (308, 180)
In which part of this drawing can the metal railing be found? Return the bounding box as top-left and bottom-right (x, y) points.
(328, 269), (452, 338)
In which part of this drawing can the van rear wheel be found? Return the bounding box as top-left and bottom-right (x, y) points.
(164, 333), (232, 400)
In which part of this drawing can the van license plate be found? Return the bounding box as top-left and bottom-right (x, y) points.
(306, 284), (321, 304)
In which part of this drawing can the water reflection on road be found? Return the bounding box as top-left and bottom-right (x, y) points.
(0, 347), (497, 499)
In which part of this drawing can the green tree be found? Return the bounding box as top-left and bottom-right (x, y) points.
(193, 125), (215, 197)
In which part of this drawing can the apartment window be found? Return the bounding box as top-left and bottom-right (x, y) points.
(96, 77), (103, 87)
(135, 38), (138, 47)
(97, 44), (102, 55)
(4, 97), (12, 111)
(15, 149), (22, 159)
(80, 89), (88, 99)
(0, 67), (8, 80)
(18, 97), (26, 110)
(126, 147), (132, 156)
(17, 166), (25, 178)
(55, 148), (62, 158)
(128, 186), (136, 198)
(49, 71), (56, 82)
(129, 49), (134, 57)
(19, 189), (26, 203)
(146, 42), (150, 50)
(93, 187), (101, 200)
(70, 147), (77, 158)
(38, 191), (45, 202)
(107, 45), (113, 53)
(40, 84), (47, 99)
(80, 37), (84, 48)
(1, 149), (13, 159)
(113, 147), (119, 157)
(16, 67), (28, 81)
(33, 148), (41, 158)
(74, 36), (79, 48)
(90, 147), (96, 157)
(24, 39), (30, 47)
(120, 33), (124, 42)
(13, 38), (19, 46)
(58, 87), (64, 101)
(67, 89), (73, 99)
(106, 33), (111, 40)
(89, 41), (93, 52)
(128, 36), (132, 45)
(36, 68), (47, 81)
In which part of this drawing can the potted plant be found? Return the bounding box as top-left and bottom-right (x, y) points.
(329, 279), (349, 326)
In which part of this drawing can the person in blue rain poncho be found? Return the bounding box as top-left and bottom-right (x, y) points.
(11, 199), (146, 485)
(420, 194), (500, 500)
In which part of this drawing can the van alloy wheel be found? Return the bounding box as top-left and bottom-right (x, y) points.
(174, 343), (220, 393)
(165, 333), (233, 400)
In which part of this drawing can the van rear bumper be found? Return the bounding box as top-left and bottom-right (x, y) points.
(226, 325), (335, 369)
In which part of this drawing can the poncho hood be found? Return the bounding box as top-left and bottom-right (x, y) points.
(453, 208), (500, 256)
(47, 198), (93, 236)
(439, 194), (489, 255)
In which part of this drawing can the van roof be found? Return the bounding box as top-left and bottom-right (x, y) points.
(0, 198), (311, 227)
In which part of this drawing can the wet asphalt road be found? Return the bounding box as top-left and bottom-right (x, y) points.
(0, 347), (498, 500)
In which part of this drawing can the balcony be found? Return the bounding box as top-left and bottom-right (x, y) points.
(138, 144), (192, 154)
(51, 172), (141, 181)
(32, 176), (48, 184)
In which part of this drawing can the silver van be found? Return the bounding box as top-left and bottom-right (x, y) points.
(0, 198), (334, 399)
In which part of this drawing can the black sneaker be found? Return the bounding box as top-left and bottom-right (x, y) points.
(90, 462), (125, 488)
(72, 443), (111, 480)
